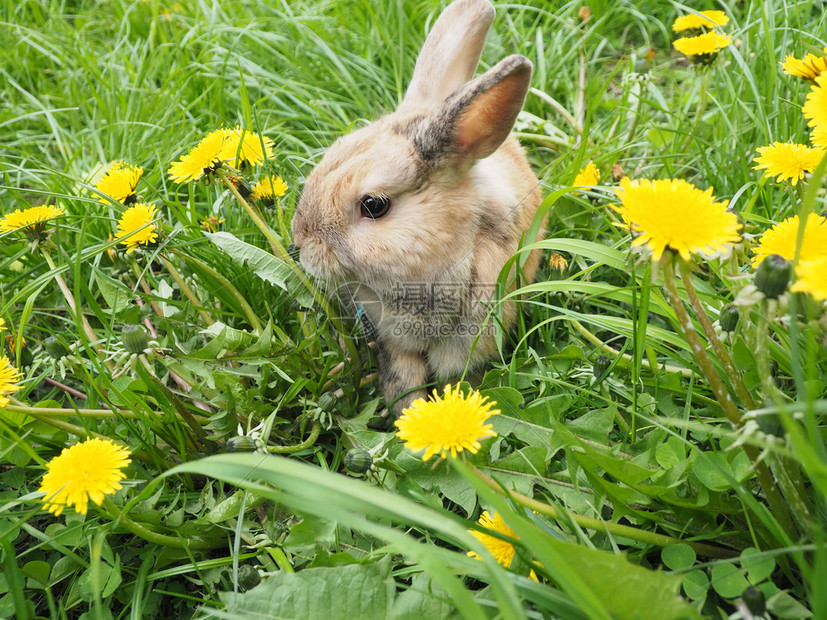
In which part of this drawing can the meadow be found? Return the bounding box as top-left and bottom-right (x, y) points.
(1, 1), (826, 618)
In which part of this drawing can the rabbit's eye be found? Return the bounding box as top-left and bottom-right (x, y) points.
(360, 195), (391, 219)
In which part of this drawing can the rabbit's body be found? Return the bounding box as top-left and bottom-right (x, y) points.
(292, 0), (543, 414)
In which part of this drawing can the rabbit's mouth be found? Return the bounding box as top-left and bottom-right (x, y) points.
(295, 235), (356, 282)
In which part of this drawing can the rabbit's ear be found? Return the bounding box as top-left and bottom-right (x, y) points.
(402, 0), (495, 110)
(412, 55), (532, 164)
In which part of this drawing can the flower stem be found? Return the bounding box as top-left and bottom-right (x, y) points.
(129, 261), (164, 317)
(467, 463), (735, 558)
(267, 420), (321, 454)
(40, 249), (112, 368)
(661, 257), (797, 539)
(570, 319), (696, 378)
(102, 497), (222, 550)
(662, 258), (742, 425)
(754, 301), (782, 404)
(681, 71), (709, 152)
(172, 249), (263, 333)
(753, 301), (814, 530)
(3, 402), (208, 422)
(159, 255), (214, 326)
(677, 260), (757, 410)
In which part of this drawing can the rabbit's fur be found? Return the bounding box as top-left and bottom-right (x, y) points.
(292, 0), (543, 414)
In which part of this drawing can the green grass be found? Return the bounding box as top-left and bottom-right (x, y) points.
(1, 0), (826, 618)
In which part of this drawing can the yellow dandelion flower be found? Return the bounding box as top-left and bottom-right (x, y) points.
(791, 256), (827, 301)
(467, 511), (518, 567)
(753, 142), (826, 186)
(0, 355), (23, 408)
(394, 384), (498, 461)
(672, 10), (729, 33)
(673, 32), (732, 57)
(116, 203), (159, 253)
(0, 205), (65, 237)
(549, 252), (568, 272)
(0, 317), (5, 333)
(782, 53), (827, 80)
(93, 161), (143, 204)
(38, 437), (131, 516)
(168, 130), (230, 184)
(219, 127), (275, 167)
(573, 161), (600, 187)
(612, 177), (741, 262)
(803, 74), (827, 129)
(252, 175), (288, 201)
(199, 215), (225, 233)
(5, 334), (25, 356)
(751, 213), (827, 267)
(811, 123), (827, 149)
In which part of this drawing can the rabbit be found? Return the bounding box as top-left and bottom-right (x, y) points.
(292, 0), (544, 415)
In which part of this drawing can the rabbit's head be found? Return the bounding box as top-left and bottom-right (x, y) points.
(292, 0), (535, 290)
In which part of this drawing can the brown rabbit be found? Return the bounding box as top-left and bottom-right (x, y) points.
(292, 0), (543, 415)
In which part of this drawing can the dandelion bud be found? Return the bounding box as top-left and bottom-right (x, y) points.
(121, 324), (149, 354)
(44, 335), (69, 359)
(719, 304), (739, 332)
(227, 436), (257, 452)
(593, 355), (611, 380)
(741, 586), (766, 616)
(754, 254), (791, 299)
(577, 6), (591, 21)
(611, 162), (625, 181)
(317, 392), (338, 412)
(344, 448), (373, 474)
(236, 564), (262, 591)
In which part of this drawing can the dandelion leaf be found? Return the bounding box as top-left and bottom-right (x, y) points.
(206, 231), (314, 308)
(220, 558), (395, 620)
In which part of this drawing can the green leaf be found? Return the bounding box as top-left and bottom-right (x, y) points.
(201, 321), (256, 352)
(655, 437), (686, 470)
(566, 407), (614, 445)
(479, 386), (523, 415)
(480, 447), (550, 497)
(22, 560), (50, 589)
(661, 544), (696, 571)
(93, 266), (132, 313)
(101, 556), (122, 599)
(692, 452), (734, 492)
(239, 320), (274, 357)
(766, 590), (813, 619)
(220, 558), (396, 619)
(493, 401), (553, 448)
(391, 573), (458, 619)
(710, 563), (749, 599)
(206, 231), (314, 308)
(399, 452), (477, 516)
(741, 548), (775, 584)
(283, 514), (337, 554)
(682, 570), (709, 601)
(541, 538), (700, 619)
(49, 556), (80, 587)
